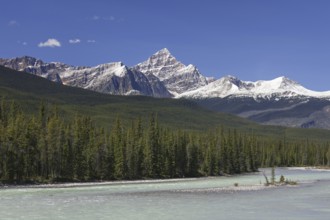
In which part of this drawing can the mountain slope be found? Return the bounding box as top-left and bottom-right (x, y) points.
(0, 65), (253, 131)
(194, 96), (330, 129)
(2, 65), (330, 142)
(178, 76), (330, 129)
(178, 75), (330, 129)
(3, 50), (330, 129)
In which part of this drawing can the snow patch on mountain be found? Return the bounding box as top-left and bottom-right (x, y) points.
(60, 62), (127, 88)
(178, 75), (330, 99)
(0, 56), (171, 97)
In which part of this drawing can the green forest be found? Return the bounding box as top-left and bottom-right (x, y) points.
(0, 98), (330, 183)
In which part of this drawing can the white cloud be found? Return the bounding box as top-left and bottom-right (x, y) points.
(69, 39), (81, 44)
(104, 16), (115, 21)
(8, 20), (19, 26)
(90, 15), (115, 22)
(92, 15), (100, 20)
(38, 38), (61, 48)
(87, 40), (96, 43)
(17, 41), (27, 46)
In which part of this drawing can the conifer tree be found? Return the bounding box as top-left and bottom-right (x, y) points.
(143, 114), (158, 177)
(112, 117), (125, 179)
(327, 146), (330, 166)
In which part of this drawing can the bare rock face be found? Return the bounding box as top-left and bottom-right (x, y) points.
(134, 48), (208, 95)
(0, 56), (65, 83)
(0, 49), (209, 98)
(60, 62), (171, 97)
(0, 56), (171, 97)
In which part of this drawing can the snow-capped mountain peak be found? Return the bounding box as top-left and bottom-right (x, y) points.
(153, 47), (171, 56)
(134, 48), (209, 94)
(93, 62), (127, 77)
(2, 50), (330, 101)
(135, 48), (185, 79)
(221, 75), (242, 85)
(254, 76), (296, 90)
(178, 75), (330, 99)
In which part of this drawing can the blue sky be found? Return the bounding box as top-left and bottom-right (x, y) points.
(2, 0), (330, 91)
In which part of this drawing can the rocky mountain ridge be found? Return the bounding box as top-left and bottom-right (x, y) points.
(2, 49), (330, 129)
(2, 49), (330, 100)
(178, 75), (330, 99)
(134, 48), (211, 95)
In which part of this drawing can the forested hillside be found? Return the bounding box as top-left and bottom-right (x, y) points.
(1, 65), (330, 142)
(0, 99), (329, 183)
(1, 65), (330, 183)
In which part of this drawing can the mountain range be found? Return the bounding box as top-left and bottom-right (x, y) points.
(1, 48), (330, 129)
(2, 64), (330, 143)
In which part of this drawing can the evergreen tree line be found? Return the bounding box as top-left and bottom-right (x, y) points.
(0, 99), (329, 183)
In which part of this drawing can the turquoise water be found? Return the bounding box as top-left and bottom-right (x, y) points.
(0, 168), (329, 219)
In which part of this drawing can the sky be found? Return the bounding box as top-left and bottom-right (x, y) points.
(2, 0), (330, 91)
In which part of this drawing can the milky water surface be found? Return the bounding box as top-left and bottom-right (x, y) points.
(0, 168), (330, 220)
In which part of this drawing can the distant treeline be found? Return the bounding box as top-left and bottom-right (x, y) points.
(0, 98), (329, 183)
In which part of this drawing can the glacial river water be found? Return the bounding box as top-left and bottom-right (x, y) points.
(0, 168), (329, 220)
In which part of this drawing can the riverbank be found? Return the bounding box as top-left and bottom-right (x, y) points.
(287, 166), (330, 172)
(0, 174), (274, 194)
(1, 168), (329, 220)
(2, 167), (328, 190)
(0, 177), (203, 189)
(0, 171), (261, 189)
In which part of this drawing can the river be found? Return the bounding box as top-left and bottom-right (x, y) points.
(0, 168), (329, 219)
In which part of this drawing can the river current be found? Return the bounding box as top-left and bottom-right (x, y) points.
(0, 168), (329, 219)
